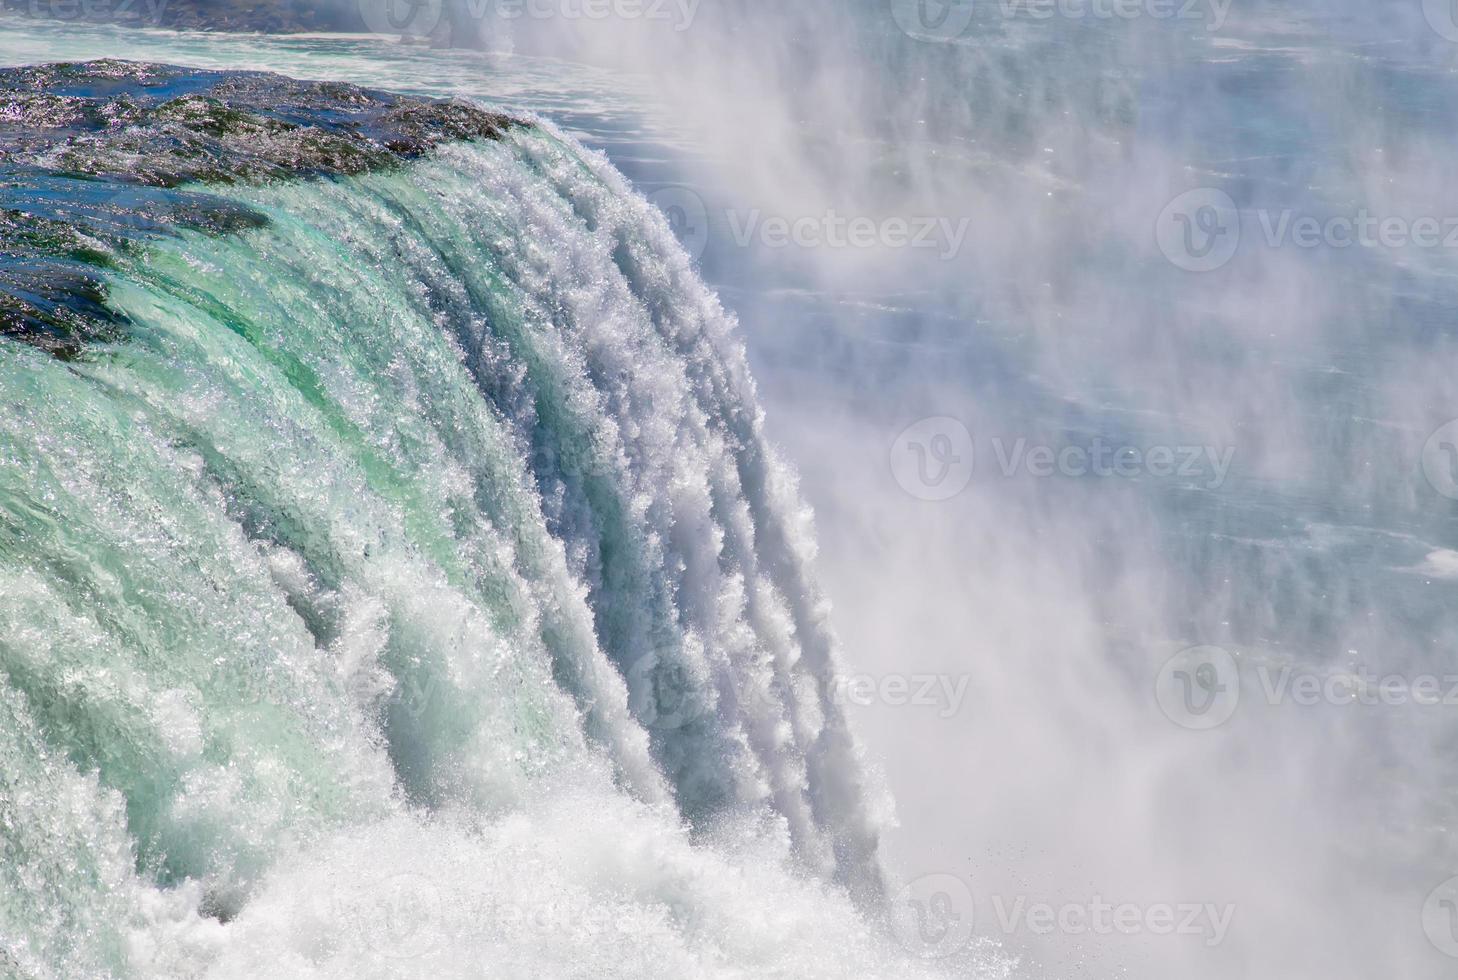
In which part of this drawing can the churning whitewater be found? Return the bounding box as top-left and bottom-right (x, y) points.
(0, 63), (972, 979)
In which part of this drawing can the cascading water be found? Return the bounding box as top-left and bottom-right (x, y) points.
(0, 61), (981, 979)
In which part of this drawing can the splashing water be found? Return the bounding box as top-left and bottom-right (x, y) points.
(0, 82), (1003, 976)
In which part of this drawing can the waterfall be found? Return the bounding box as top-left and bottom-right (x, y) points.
(0, 61), (988, 979)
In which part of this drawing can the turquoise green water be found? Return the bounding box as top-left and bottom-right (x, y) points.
(0, 119), (950, 976)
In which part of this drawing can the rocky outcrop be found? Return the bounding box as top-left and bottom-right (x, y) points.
(0, 60), (524, 355)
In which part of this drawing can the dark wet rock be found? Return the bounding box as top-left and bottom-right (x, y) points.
(0, 60), (520, 183)
(0, 257), (129, 358)
(0, 60), (526, 355)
